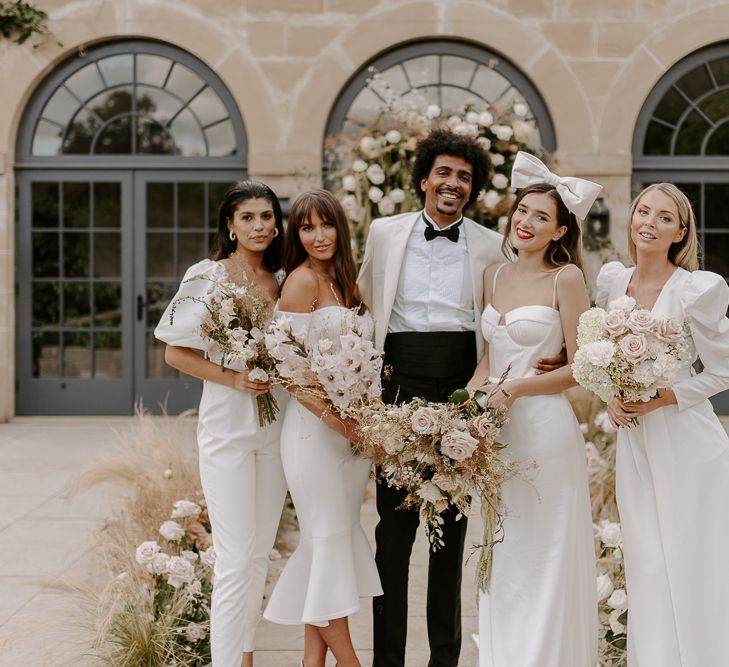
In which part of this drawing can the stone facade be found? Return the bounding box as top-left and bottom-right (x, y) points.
(1, 0), (727, 419)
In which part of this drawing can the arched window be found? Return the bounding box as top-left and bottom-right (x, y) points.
(633, 42), (729, 278)
(15, 40), (247, 416)
(325, 39), (556, 151)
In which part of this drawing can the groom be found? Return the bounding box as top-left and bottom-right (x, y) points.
(357, 128), (502, 667)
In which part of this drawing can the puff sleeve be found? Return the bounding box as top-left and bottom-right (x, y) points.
(672, 270), (729, 412)
(154, 259), (222, 352)
(594, 261), (626, 309)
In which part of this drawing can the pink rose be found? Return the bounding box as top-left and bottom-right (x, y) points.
(619, 333), (648, 362)
(411, 407), (440, 435)
(627, 309), (656, 334)
(603, 310), (628, 337)
(440, 429), (479, 461)
(471, 414), (497, 440)
(655, 317), (684, 342)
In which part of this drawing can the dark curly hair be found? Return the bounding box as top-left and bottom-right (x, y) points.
(411, 128), (491, 208)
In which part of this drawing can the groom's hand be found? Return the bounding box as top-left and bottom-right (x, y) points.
(534, 343), (567, 374)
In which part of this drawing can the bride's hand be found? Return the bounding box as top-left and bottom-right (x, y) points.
(606, 396), (639, 428)
(231, 369), (271, 396)
(475, 383), (515, 411)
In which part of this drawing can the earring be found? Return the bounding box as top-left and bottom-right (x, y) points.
(272, 227), (279, 238)
(229, 230), (236, 242)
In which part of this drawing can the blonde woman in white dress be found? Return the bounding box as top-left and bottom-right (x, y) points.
(468, 154), (600, 667)
(155, 181), (287, 667)
(598, 183), (729, 666)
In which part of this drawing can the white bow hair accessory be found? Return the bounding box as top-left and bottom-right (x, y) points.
(510, 151), (603, 220)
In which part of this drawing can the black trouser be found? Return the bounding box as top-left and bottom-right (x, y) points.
(373, 331), (477, 667)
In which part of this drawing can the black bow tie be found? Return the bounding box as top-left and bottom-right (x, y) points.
(423, 217), (462, 243)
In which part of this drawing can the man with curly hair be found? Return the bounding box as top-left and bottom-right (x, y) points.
(357, 128), (502, 667)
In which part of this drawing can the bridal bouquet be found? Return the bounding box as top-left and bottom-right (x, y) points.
(572, 295), (692, 405)
(352, 386), (522, 591)
(264, 309), (383, 417)
(170, 268), (278, 426)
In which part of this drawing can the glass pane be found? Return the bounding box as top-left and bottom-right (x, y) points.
(91, 87), (133, 120)
(65, 64), (105, 102)
(206, 121), (236, 156)
(32, 232), (59, 277)
(441, 55), (478, 88)
(169, 108), (205, 156)
(32, 331), (59, 377)
(675, 110), (711, 155)
(441, 85), (477, 114)
(63, 282), (91, 327)
(178, 182), (205, 228)
(644, 120), (673, 155)
(93, 282), (122, 327)
(136, 54), (172, 87)
(706, 124), (729, 156)
(147, 233), (175, 277)
(208, 181), (230, 227)
(380, 63), (410, 96)
(165, 62), (205, 101)
(674, 183), (701, 212)
(32, 281), (60, 326)
(94, 115), (133, 154)
(676, 64), (714, 99)
(147, 331), (176, 378)
(62, 182), (90, 228)
(470, 65), (510, 103)
(63, 232), (90, 277)
(136, 85), (181, 123)
(63, 107), (101, 154)
(32, 119), (63, 155)
(347, 87), (383, 125)
(32, 182), (59, 227)
(93, 331), (122, 378)
(147, 281), (178, 327)
(97, 54), (134, 86)
(188, 86), (228, 127)
(697, 90), (729, 124)
(94, 182), (121, 228)
(147, 182), (174, 228)
(179, 233), (206, 269)
(43, 86), (78, 127)
(710, 57), (729, 86)
(652, 86), (687, 125)
(703, 232), (729, 276)
(136, 117), (177, 155)
(93, 232), (121, 277)
(63, 331), (92, 377)
(705, 183), (729, 230)
(403, 55), (439, 88)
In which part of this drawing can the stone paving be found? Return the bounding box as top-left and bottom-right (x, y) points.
(0, 417), (481, 667)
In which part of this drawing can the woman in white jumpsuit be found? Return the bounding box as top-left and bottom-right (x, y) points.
(155, 181), (288, 667)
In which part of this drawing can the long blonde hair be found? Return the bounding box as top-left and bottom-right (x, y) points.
(627, 183), (700, 271)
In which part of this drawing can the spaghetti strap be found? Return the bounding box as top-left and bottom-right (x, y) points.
(491, 263), (507, 302)
(551, 265), (569, 309)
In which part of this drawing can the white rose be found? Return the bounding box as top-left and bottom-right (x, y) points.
(366, 163), (385, 185)
(453, 122), (478, 138)
(584, 340), (616, 368)
(465, 111), (479, 124)
(359, 136), (381, 159)
(478, 111), (494, 126)
(135, 540), (160, 565)
(441, 429), (479, 461)
(447, 115), (461, 129)
(477, 136), (492, 150)
(166, 555), (196, 588)
(512, 119), (534, 143)
(603, 310), (628, 337)
(352, 159), (368, 173)
(181, 550), (199, 563)
(163, 468), (173, 479)
(188, 579), (202, 596)
(655, 317), (684, 342)
(159, 520), (186, 542)
(389, 187), (406, 203)
(594, 409), (616, 433)
(585, 441), (606, 475)
(483, 189), (501, 209)
(185, 622), (207, 642)
(596, 573), (614, 602)
(342, 174), (357, 192)
(385, 129), (401, 144)
(411, 406), (440, 435)
(425, 104), (441, 119)
(600, 522), (622, 547)
(491, 173), (509, 189)
(248, 368), (269, 383)
(627, 309), (656, 334)
(341, 194), (363, 222)
(368, 186), (384, 203)
(514, 102), (528, 117)
(432, 471), (459, 493)
(148, 551), (170, 575)
(579, 422), (589, 434)
(609, 295), (637, 314)
(491, 124), (513, 141)
(418, 481), (445, 504)
(472, 414), (497, 439)
(620, 333), (648, 363)
(608, 609), (626, 635)
(200, 546), (216, 568)
(607, 588), (628, 611)
(377, 195), (395, 216)
(171, 499), (201, 519)
(489, 152), (505, 167)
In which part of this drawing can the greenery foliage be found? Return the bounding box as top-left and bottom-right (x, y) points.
(0, 0), (52, 46)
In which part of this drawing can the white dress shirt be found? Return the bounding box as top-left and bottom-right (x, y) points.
(388, 210), (475, 333)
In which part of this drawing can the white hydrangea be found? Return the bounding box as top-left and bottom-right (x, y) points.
(583, 340), (616, 368)
(342, 174), (357, 192)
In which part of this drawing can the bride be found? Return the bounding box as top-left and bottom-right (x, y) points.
(263, 189), (382, 667)
(468, 153), (599, 666)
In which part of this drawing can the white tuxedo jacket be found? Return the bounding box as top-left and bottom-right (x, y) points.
(356, 211), (504, 358)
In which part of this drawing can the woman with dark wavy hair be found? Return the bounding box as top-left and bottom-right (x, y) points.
(264, 189), (381, 667)
(155, 180), (287, 667)
(467, 153), (601, 666)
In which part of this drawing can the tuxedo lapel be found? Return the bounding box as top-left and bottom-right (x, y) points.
(381, 212), (419, 335)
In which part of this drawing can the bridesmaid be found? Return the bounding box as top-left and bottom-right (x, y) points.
(263, 190), (382, 667)
(154, 181), (287, 667)
(598, 183), (729, 666)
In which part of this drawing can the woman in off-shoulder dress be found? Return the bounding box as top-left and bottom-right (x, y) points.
(154, 181), (287, 667)
(598, 182), (729, 666)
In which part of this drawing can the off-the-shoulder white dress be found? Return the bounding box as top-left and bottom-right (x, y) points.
(263, 306), (382, 626)
(596, 261), (729, 666)
(154, 258), (288, 666)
